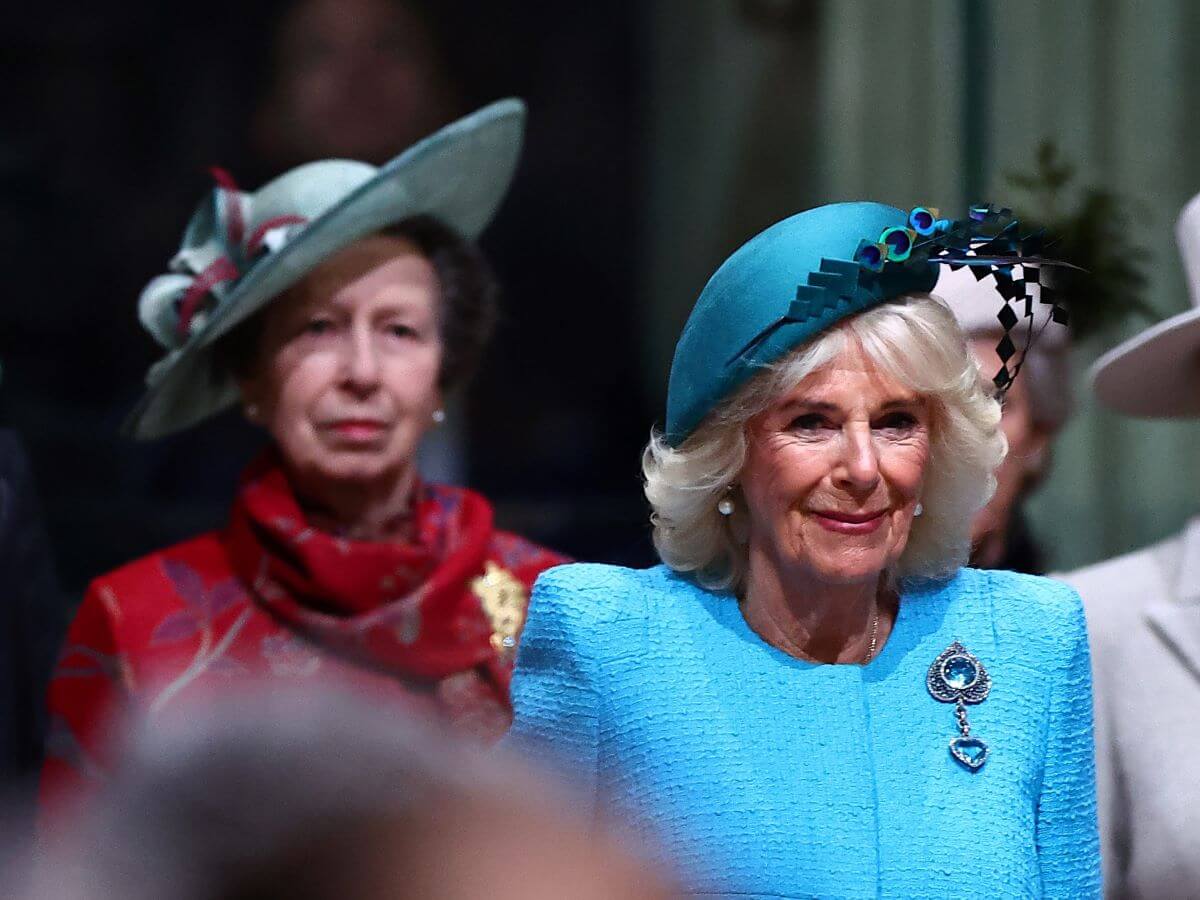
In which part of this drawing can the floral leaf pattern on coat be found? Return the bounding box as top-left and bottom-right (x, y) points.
(154, 564), (248, 633)
(150, 566), (248, 646)
(207, 577), (248, 617)
(150, 611), (203, 645)
(161, 558), (209, 610)
(146, 559), (255, 713)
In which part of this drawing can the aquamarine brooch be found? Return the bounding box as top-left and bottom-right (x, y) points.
(927, 641), (991, 770)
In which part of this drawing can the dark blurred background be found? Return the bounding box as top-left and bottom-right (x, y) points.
(4, 0), (1200, 602)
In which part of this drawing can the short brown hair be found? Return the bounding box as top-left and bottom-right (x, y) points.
(383, 215), (498, 391)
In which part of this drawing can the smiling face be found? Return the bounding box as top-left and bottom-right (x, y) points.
(740, 340), (932, 587)
(239, 235), (443, 489)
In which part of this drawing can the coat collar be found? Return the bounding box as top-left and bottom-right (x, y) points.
(1144, 516), (1200, 683)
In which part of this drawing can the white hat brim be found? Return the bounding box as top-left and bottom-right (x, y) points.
(1090, 305), (1200, 417)
(125, 98), (526, 440)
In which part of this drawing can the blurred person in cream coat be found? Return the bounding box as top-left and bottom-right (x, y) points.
(1062, 192), (1200, 900)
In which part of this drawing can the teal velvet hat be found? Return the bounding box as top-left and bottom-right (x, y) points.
(126, 98), (526, 440)
(664, 201), (1072, 446)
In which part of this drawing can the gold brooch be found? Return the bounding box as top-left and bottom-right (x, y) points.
(470, 562), (528, 661)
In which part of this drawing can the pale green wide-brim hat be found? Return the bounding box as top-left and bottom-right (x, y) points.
(125, 98), (526, 440)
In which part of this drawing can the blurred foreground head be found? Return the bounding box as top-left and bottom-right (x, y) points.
(255, 0), (457, 167)
(31, 689), (676, 900)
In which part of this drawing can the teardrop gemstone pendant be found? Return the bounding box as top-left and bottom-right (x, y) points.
(927, 641), (991, 771)
(950, 735), (989, 770)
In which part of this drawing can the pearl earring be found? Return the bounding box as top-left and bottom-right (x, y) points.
(914, 502), (924, 517)
(432, 409), (446, 424)
(717, 493), (735, 516)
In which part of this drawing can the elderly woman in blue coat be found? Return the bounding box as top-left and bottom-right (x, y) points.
(508, 203), (1100, 899)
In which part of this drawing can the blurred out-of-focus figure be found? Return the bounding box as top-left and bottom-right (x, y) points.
(1063, 191), (1200, 899)
(937, 149), (1149, 575)
(40, 102), (567, 822)
(253, 0), (458, 171)
(28, 687), (677, 900)
(509, 203), (1100, 897)
(935, 265), (1071, 573)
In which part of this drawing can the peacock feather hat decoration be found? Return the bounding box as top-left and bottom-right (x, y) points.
(665, 200), (1080, 446)
(849, 203), (1082, 392)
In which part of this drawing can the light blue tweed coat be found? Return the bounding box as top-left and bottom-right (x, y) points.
(507, 564), (1100, 899)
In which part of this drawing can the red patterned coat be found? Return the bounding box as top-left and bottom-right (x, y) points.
(41, 456), (567, 818)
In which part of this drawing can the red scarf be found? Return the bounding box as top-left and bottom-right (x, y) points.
(226, 454), (503, 689)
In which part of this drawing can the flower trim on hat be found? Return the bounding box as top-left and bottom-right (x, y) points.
(731, 204), (1079, 394)
(138, 168), (309, 361)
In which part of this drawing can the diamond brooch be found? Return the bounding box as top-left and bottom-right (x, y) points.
(926, 641), (991, 771)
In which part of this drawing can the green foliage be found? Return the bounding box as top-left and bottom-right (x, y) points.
(1005, 141), (1154, 340)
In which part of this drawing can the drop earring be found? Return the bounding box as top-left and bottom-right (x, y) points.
(432, 409), (446, 424)
(245, 403), (260, 422)
(717, 489), (735, 516)
(914, 502), (924, 517)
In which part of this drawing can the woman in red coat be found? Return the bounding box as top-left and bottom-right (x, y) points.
(42, 100), (566, 814)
